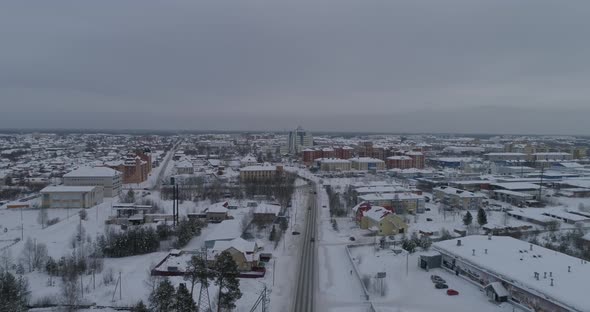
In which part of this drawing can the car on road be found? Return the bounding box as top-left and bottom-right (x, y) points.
(310, 237), (315, 242)
(292, 231), (301, 235)
(349, 236), (356, 241)
(435, 283), (449, 289)
(426, 218), (433, 221)
(322, 205), (327, 208)
(447, 289), (459, 296)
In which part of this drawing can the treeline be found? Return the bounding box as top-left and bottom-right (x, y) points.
(242, 173), (296, 208)
(98, 219), (203, 257)
(325, 185), (347, 217)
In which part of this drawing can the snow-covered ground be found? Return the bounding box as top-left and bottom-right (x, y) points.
(350, 245), (515, 312)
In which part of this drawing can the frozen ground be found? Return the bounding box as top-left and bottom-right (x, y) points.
(0, 177), (311, 310)
(350, 245), (515, 312)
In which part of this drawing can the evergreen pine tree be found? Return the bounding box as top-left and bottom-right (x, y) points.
(149, 279), (175, 312)
(213, 251), (242, 311)
(269, 225), (277, 241)
(0, 271), (29, 312)
(175, 283), (197, 312)
(131, 300), (149, 312)
(185, 255), (212, 298)
(477, 208), (488, 227)
(463, 211), (473, 226)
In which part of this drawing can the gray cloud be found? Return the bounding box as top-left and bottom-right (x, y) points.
(1, 0), (590, 134)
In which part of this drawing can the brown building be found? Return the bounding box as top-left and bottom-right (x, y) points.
(302, 146), (353, 166)
(386, 156), (413, 169)
(106, 150), (152, 184)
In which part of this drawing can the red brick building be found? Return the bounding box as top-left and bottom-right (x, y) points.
(106, 150), (152, 184)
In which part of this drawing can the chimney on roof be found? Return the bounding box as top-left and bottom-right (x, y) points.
(550, 272), (553, 277)
(568, 266), (571, 273)
(457, 239), (462, 246)
(544, 272), (547, 279)
(472, 249), (475, 256)
(530, 244), (533, 251)
(551, 278), (554, 286)
(488, 234), (492, 240)
(534, 272), (539, 280)
(485, 249), (488, 254)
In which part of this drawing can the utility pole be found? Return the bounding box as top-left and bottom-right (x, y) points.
(538, 163), (544, 202)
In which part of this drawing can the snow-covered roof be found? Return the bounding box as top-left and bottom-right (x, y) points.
(434, 186), (482, 198)
(434, 235), (590, 312)
(40, 185), (98, 193)
(350, 157), (385, 163)
(241, 165), (278, 171)
(205, 220), (242, 242)
(359, 193), (423, 201)
(486, 282), (509, 297)
(491, 182), (539, 191)
(363, 206), (391, 222)
(206, 202), (229, 213)
(63, 166), (120, 177)
(254, 203), (281, 215)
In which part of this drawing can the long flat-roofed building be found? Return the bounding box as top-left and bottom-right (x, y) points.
(431, 235), (590, 312)
(40, 186), (103, 209)
(63, 166), (122, 197)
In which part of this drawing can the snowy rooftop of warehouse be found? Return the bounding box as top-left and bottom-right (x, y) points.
(434, 186), (482, 198)
(485, 152), (527, 156)
(63, 166), (121, 177)
(240, 165), (278, 171)
(40, 185), (97, 193)
(490, 182), (539, 190)
(434, 235), (590, 312)
(253, 203), (281, 215)
(359, 192), (423, 201)
(355, 186), (408, 194)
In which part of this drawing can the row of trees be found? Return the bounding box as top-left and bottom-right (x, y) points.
(462, 208), (488, 227)
(146, 251), (242, 312)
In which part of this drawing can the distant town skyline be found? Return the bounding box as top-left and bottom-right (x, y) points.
(2, 1), (590, 134)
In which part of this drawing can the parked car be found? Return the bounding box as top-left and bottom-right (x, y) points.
(349, 236), (356, 241)
(435, 283), (449, 289)
(292, 231), (301, 235)
(431, 275), (445, 284)
(426, 218), (433, 222)
(447, 289), (459, 296)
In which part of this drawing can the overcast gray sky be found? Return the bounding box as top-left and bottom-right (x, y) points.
(1, 0), (589, 134)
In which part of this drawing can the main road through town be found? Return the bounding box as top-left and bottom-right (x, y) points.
(293, 181), (319, 312)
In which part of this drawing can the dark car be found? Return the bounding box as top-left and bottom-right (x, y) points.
(435, 283), (449, 289)
(426, 218), (433, 222)
(292, 231), (301, 235)
(310, 237), (315, 242)
(349, 236), (356, 241)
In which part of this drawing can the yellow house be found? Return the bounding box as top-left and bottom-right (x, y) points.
(360, 206), (408, 235)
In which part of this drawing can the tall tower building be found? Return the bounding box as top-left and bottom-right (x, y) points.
(287, 126), (313, 154)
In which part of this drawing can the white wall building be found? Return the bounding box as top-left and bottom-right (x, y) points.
(40, 186), (104, 209)
(63, 167), (122, 197)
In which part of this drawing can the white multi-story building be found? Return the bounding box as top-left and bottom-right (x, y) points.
(63, 167), (122, 197)
(287, 126), (313, 154)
